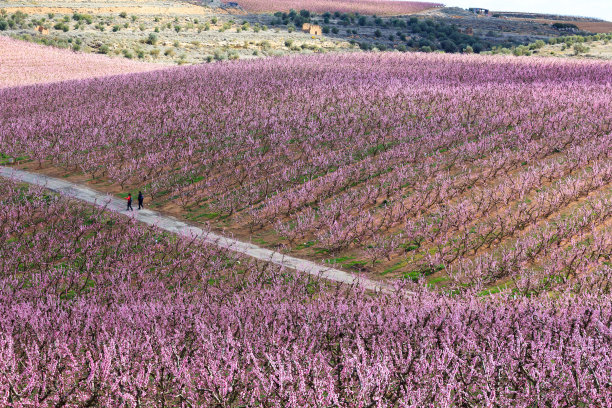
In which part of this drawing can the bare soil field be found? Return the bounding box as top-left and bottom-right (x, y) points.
(573, 21), (612, 33)
(482, 11), (611, 34)
(504, 18), (612, 34)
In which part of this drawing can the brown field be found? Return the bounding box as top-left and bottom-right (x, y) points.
(533, 19), (612, 34)
(504, 17), (612, 34)
(573, 21), (612, 33)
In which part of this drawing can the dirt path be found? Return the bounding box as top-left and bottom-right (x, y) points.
(0, 166), (390, 292)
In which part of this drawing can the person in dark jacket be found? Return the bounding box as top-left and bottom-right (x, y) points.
(138, 191), (144, 210)
(126, 193), (133, 211)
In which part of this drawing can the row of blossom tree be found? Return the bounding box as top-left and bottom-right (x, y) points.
(225, 0), (443, 15)
(1, 52), (610, 282)
(0, 37), (160, 89)
(0, 180), (610, 406)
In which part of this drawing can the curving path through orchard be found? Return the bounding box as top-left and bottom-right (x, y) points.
(0, 167), (389, 292)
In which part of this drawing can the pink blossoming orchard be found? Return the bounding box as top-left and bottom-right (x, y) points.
(0, 36), (611, 405)
(0, 37), (162, 89)
(228, 0), (443, 15)
(2, 53), (610, 288)
(0, 180), (610, 406)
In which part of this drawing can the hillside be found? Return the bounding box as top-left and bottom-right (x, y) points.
(536, 34), (612, 60)
(0, 1), (353, 64)
(1, 2), (612, 405)
(1, 178), (609, 405)
(220, 0), (443, 15)
(2, 0), (608, 66)
(1, 52), (610, 293)
(491, 11), (612, 34)
(0, 36), (161, 88)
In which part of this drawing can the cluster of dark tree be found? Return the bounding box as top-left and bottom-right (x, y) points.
(396, 17), (488, 53)
(551, 22), (580, 30)
(13, 33), (83, 50)
(270, 10), (497, 53)
(0, 11), (28, 31)
(271, 9), (313, 28)
(548, 32), (612, 45)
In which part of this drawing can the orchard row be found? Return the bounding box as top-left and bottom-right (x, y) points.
(1, 52), (610, 281)
(0, 180), (610, 406)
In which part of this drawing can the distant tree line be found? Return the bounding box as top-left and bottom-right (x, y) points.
(551, 22), (579, 30)
(269, 9), (498, 53)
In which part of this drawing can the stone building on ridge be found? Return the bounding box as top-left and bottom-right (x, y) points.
(35, 25), (49, 35)
(302, 23), (322, 35)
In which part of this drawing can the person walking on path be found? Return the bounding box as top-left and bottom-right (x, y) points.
(126, 193), (133, 211)
(138, 191), (144, 210)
